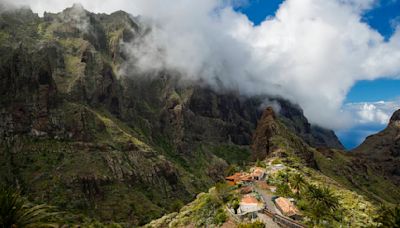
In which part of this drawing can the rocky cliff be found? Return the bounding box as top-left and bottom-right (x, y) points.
(0, 5), (344, 225)
(250, 106), (400, 204)
(352, 109), (400, 186)
(312, 110), (400, 204)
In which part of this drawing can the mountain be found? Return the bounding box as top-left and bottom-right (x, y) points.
(0, 5), (354, 226)
(251, 106), (400, 206)
(352, 109), (400, 187)
(313, 110), (400, 203)
(145, 107), (394, 227)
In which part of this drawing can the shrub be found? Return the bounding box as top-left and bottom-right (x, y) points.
(0, 188), (58, 227)
(171, 199), (184, 212)
(276, 183), (293, 197)
(213, 208), (227, 225)
(238, 221), (265, 228)
(374, 204), (400, 228)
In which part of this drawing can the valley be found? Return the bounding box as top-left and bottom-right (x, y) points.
(0, 4), (399, 228)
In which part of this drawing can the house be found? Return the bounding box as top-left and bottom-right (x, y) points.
(226, 173), (243, 185)
(225, 172), (253, 185)
(250, 167), (266, 180)
(238, 194), (264, 214)
(274, 197), (302, 220)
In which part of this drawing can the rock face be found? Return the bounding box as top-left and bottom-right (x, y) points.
(311, 109), (400, 204)
(352, 109), (400, 185)
(251, 107), (315, 166)
(0, 6), (343, 225)
(278, 100), (344, 149)
(251, 107), (278, 159)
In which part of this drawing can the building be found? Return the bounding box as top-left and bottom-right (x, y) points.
(270, 164), (286, 174)
(250, 167), (266, 180)
(225, 173), (243, 185)
(274, 197), (302, 220)
(238, 194), (264, 214)
(225, 172), (253, 185)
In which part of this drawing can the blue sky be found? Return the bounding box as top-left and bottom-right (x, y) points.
(237, 0), (400, 149)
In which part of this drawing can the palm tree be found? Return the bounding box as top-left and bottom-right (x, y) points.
(375, 204), (400, 228)
(304, 184), (340, 224)
(0, 188), (57, 228)
(289, 173), (306, 198)
(395, 206), (400, 227)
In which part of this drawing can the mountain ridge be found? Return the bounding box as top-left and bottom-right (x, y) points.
(1, 5), (395, 226)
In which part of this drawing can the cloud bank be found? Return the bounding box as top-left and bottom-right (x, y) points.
(345, 100), (400, 124)
(338, 100), (399, 148)
(2, 0), (400, 130)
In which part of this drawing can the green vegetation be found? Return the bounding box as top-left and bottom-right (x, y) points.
(289, 173), (306, 198)
(301, 184), (340, 225)
(0, 188), (57, 227)
(212, 144), (251, 165)
(313, 149), (400, 203)
(237, 221), (265, 228)
(145, 188), (227, 227)
(374, 204), (400, 228)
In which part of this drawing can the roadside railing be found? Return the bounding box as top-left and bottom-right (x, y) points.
(262, 208), (305, 228)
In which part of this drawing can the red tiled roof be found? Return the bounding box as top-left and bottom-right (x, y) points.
(275, 197), (300, 216)
(241, 195), (259, 204)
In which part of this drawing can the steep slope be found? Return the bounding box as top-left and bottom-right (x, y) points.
(278, 100), (344, 150)
(251, 107), (315, 166)
(0, 5), (344, 225)
(250, 107), (400, 204)
(352, 109), (400, 184)
(312, 110), (400, 204)
(146, 107), (382, 228)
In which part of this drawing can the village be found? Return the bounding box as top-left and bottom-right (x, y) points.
(224, 158), (305, 228)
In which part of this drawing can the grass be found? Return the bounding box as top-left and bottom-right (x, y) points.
(313, 149), (400, 204)
(145, 187), (226, 227)
(211, 144), (251, 165)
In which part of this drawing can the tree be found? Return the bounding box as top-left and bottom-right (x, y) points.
(225, 164), (240, 176)
(231, 199), (240, 214)
(304, 185), (340, 224)
(276, 183), (292, 197)
(255, 159), (263, 167)
(375, 204), (400, 228)
(0, 188), (57, 227)
(215, 182), (234, 203)
(289, 173), (306, 198)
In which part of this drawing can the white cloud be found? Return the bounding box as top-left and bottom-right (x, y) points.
(344, 100), (400, 125)
(2, 0), (400, 130)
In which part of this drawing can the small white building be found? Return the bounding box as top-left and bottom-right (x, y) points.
(270, 164), (286, 173)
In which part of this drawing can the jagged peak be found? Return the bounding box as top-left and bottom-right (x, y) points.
(62, 3), (88, 17)
(390, 109), (400, 124)
(260, 106), (276, 121)
(70, 3), (85, 11)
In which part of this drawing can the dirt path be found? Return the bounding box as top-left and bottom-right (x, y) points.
(254, 185), (281, 215)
